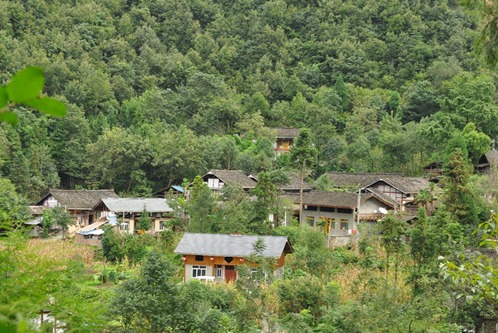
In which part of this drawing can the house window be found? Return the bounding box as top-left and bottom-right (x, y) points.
(119, 222), (129, 231)
(159, 222), (167, 230)
(192, 265), (207, 277)
(320, 207), (335, 212)
(306, 216), (315, 227)
(195, 255), (204, 261)
(340, 219), (349, 230)
(338, 208), (353, 214)
(319, 217), (335, 233)
(305, 206), (318, 211)
(216, 265), (223, 278)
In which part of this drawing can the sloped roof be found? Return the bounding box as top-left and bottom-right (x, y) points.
(204, 170), (257, 189)
(364, 188), (399, 208)
(174, 233), (293, 257)
(269, 128), (301, 139)
(326, 172), (429, 194)
(485, 150), (498, 167)
(78, 220), (108, 233)
(36, 189), (119, 210)
(249, 172), (313, 191)
(280, 172), (313, 191)
(298, 191), (373, 208)
(326, 172), (403, 188)
(376, 177), (429, 194)
(96, 197), (173, 213)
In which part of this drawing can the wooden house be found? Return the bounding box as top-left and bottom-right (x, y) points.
(270, 128), (300, 154)
(174, 233), (293, 282)
(34, 189), (119, 226)
(249, 171), (313, 194)
(326, 172), (429, 208)
(423, 162), (443, 182)
(476, 150), (498, 174)
(299, 191), (396, 235)
(202, 170), (257, 193)
(92, 197), (173, 234)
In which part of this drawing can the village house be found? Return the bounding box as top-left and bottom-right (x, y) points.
(202, 169), (257, 193)
(299, 191), (395, 246)
(269, 127), (300, 154)
(34, 189), (119, 226)
(91, 197), (173, 234)
(325, 172), (429, 211)
(74, 220), (110, 247)
(423, 162), (443, 183)
(174, 233), (293, 282)
(476, 149), (498, 174)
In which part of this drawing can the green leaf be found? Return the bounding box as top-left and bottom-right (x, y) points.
(5, 67), (45, 103)
(23, 97), (67, 117)
(0, 112), (19, 126)
(0, 85), (7, 109)
(0, 321), (16, 333)
(466, 295), (474, 304)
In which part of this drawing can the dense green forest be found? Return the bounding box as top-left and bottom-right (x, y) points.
(3, 1), (498, 332)
(0, 0), (496, 200)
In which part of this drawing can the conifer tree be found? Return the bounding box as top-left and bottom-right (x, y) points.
(333, 75), (348, 111)
(290, 129), (317, 226)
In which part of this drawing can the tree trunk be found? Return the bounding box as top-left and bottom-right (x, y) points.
(299, 161), (304, 227)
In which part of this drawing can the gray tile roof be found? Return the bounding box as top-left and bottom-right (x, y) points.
(36, 189), (119, 210)
(174, 233), (293, 258)
(373, 177), (429, 194)
(280, 172), (313, 191)
(326, 172), (403, 188)
(99, 197), (173, 213)
(298, 191), (372, 208)
(326, 172), (429, 194)
(485, 150), (498, 167)
(204, 170), (257, 189)
(269, 128), (301, 139)
(249, 172), (313, 192)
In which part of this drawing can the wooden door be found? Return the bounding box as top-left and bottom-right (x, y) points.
(225, 265), (236, 282)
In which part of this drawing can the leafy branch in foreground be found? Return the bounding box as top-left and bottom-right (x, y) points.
(442, 214), (498, 317)
(0, 67), (67, 125)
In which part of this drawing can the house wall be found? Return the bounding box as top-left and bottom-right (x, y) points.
(204, 175), (224, 190)
(371, 181), (406, 204)
(360, 198), (391, 213)
(182, 253), (286, 282)
(303, 207), (355, 235)
(153, 218), (171, 231)
(304, 198), (391, 235)
(74, 233), (102, 247)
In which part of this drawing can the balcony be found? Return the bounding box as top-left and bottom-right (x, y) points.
(356, 213), (383, 221)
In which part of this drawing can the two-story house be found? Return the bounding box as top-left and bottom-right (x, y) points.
(270, 128), (300, 154)
(299, 191), (395, 235)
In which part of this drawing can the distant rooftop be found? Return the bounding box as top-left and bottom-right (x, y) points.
(36, 189), (119, 210)
(174, 233), (293, 258)
(269, 128), (301, 139)
(96, 197), (173, 213)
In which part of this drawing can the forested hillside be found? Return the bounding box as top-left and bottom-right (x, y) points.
(0, 0), (495, 200)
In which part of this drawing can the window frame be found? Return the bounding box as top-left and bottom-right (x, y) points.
(192, 265), (207, 278)
(216, 265), (223, 278)
(340, 219), (349, 230)
(306, 216), (315, 227)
